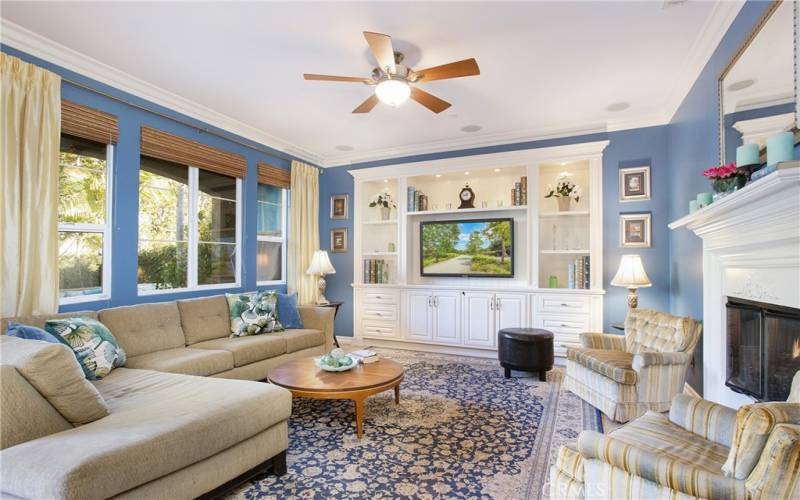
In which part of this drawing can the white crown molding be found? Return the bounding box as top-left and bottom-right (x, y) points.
(662, 1), (745, 123)
(0, 19), (325, 166)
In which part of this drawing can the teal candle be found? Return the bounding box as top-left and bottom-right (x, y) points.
(689, 200), (699, 213)
(767, 131), (794, 166)
(736, 143), (760, 166)
(697, 192), (713, 207)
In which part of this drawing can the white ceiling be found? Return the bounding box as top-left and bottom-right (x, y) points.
(1, 1), (741, 166)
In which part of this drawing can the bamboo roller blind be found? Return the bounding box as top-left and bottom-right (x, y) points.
(61, 100), (119, 144)
(140, 126), (247, 178)
(257, 162), (291, 188)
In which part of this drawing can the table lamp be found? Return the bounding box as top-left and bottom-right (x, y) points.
(306, 250), (336, 304)
(611, 254), (651, 309)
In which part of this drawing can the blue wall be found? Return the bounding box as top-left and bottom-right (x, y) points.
(320, 125), (671, 338)
(666, 0), (777, 394)
(1, 44), (311, 312)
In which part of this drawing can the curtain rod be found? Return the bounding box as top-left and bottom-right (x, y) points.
(60, 75), (313, 167)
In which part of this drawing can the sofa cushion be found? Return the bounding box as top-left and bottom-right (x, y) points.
(176, 295), (231, 345)
(99, 302), (186, 357)
(192, 335), (286, 367)
(566, 347), (637, 385)
(722, 402), (800, 480)
(609, 410), (731, 474)
(0, 368), (292, 500)
(125, 347), (233, 376)
(0, 336), (109, 425)
(278, 328), (325, 353)
(276, 292), (304, 329)
(45, 317), (127, 380)
(5, 321), (62, 344)
(1, 310), (97, 334)
(226, 291), (283, 337)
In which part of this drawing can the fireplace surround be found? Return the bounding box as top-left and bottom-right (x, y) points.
(726, 297), (800, 401)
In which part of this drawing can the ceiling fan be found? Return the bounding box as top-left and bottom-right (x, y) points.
(304, 31), (480, 114)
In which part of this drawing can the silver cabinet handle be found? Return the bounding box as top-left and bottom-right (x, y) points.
(560, 324), (568, 327)
(560, 303), (568, 307)
(376, 295), (382, 299)
(489, 298), (494, 310)
(427, 297), (432, 307)
(434, 296), (439, 307)
(496, 298), (501, 310)
(376, 312), (382, 316)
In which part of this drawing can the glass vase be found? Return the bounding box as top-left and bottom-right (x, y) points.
(711, 176), (746, 200)
(557, 197), (571, 212)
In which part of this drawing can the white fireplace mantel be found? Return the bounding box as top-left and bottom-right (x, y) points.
(669, 168), (800, 407)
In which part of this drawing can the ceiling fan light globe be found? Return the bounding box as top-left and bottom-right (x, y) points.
(375, 79), (411, 107)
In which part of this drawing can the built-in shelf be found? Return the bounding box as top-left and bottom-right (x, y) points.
(363, 219), (398, 225)
(407, 205), (527, 217)
(362, 252), (398, 256)
(540, 249), (590, 254)
(539, 210), (590, 217)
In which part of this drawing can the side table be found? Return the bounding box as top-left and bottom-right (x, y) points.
(317, 301), (344, 347)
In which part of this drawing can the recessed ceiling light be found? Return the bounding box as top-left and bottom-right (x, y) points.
(727, 79), (756, 92)
(605, 102), (630, 112)
(494, 168), (501, 172)
(464, 171), (470, 175)
(435, 174), (442, 178)
(335, 145), (354, 151)
(383, 179), (389, 183)
(461, 125), (482, 133)
(560, 162), (567, 166)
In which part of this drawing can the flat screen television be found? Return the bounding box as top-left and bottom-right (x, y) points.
(420, 218), (514, 278)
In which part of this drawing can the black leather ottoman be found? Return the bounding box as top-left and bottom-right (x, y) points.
(497, 328), (554, 381)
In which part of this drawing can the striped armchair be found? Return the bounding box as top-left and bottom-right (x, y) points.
(564, 308), (702, 423)
(549, 374), (800, 499)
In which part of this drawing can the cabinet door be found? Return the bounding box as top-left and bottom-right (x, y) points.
(405, 291), (432, 340)
(463, 292), (495, 347)
(496, 293), (527, 331)
(432, 291), (461, 344)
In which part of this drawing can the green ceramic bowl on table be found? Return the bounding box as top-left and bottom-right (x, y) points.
(315, 349), (356, 372)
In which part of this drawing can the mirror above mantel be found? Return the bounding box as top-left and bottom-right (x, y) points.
(719, 0), (799, 166)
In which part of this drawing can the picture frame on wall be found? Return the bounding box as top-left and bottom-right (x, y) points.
(330, 228), (348, 253)
(619, 166), (650, 202)
(620, 213), (651, 248)
(330, 194), (349, 220)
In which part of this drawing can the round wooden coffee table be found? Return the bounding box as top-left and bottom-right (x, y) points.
(267, 357), (405, 439)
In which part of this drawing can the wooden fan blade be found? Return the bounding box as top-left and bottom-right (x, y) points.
(363, 31), (396, 72)
(353, 94), (379, 113)
(413, 58), (480, 83)
(410, 87), (451, 114)
(304, 74), (372, 83)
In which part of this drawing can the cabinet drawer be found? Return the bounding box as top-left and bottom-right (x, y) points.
(363, 290), (399, 305)
(538, 315), (589, 335)
(362, 307), (397, 322)
(361, 323), (396, 338)
(536, 295), (590, 315)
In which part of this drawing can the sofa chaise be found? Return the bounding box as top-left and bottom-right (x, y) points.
(0, 293), (335, 499)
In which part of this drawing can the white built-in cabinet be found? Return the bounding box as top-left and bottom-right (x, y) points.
(350, 141), (608, 356)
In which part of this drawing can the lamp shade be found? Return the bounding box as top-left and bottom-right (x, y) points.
(611, 254), (651, 288)
(306, 250), (336, 275)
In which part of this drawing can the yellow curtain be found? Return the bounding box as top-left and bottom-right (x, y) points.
(287, 160), (320, 305)
(1, 54), (61, 316)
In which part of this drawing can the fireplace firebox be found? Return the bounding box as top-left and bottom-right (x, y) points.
(726, 298), (800, 401)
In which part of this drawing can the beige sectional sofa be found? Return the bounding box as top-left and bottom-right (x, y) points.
(0, 293), (335, 500)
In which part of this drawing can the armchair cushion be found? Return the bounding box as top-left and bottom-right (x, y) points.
(566, 347), (636, 385)
(745, 423), (800, 498)
(579, 332), (625, 350)
(632, 351), (692, 370)
(624, 308), (702, 354)
(668, 394), (737, 447)
(722, 402), (800, 480)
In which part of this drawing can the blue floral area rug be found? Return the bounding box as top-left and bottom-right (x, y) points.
(230, 349), (600, 499)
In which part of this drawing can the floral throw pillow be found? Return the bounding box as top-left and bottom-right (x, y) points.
(227, 291), (284, 337)
(44, 317), (127, 380)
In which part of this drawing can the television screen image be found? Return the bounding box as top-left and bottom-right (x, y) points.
(420, 218), (514, 277)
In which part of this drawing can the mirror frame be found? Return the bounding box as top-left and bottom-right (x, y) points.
(718, 0), (799, 165)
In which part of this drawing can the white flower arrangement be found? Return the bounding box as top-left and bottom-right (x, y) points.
(544, 175), (581, 202)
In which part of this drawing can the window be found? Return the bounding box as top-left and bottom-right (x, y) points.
(137, 156), (241, 293)
(257, 184), (287, 284)
(58, 135), (113, 304)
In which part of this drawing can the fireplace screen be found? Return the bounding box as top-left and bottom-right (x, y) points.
(726, 298), (800, 401)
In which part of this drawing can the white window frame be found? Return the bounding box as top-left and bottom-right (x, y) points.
(58, 143), (114, 305)
(257, 186), (287, 286)
(138, 165), (242, 296)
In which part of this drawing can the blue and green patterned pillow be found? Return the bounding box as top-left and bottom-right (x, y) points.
(44, 317), (126, 380)
(226, 291), (284, 337)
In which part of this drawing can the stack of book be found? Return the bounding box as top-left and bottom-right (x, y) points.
(349, 349), (380, 364)
(511, 176), (527, 206)
(567, 256), (590, 289)
(363, 259), (389, 284)
(406, 186), (428, 212)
